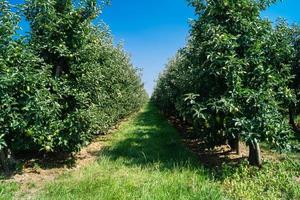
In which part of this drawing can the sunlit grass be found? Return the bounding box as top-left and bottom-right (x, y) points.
(219, 158), (300, 200)
(37, 103), (224, 200)
(0, 181), (18, 200)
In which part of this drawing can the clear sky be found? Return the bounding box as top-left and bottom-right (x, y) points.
(9, 0), (300, 95)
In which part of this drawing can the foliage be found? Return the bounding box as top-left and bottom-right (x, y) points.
(152, 0), (294, 162)
(0, 0), (147, 154)
(1, 0), (55, 153)
(291, 25), (300, 97)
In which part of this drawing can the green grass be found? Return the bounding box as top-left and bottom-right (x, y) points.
(1, 103), (300, 199)
(0, 181), (18, 200)
(217, 158), (300, 200)
(36, 103), (225, 200)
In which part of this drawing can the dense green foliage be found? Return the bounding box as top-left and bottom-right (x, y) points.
(0, 0), (147, 155)
(152, 0), (296, 165)
(291, 26), (300, 126)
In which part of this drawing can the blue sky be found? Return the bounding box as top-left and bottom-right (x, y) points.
(100, 0), (194, 95)
(9, 0), (300, 94)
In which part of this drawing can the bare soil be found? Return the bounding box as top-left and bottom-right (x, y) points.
(167, 116), (284, 169)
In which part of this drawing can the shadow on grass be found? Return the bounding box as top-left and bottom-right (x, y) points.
(100, 103), (200, 170)
(100, 103), (246, 179)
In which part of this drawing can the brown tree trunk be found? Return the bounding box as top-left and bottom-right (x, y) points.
(248, 140), (262, 167)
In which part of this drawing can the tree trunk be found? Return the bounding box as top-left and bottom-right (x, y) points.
(229, 135), (240, 155)
(55, 65), (62, 77)
(0, 148), (16, 173)
(0, 149), (9, 173)
(248, 140), (262, 167)
(236, 139), (241, 155)
(289, 104), (300, 133)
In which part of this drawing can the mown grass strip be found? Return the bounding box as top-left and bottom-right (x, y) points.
(36, 103), (225, 200)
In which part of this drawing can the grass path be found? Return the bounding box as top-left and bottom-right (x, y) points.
(34, 104), (225, 200)
(1, 103), (299, 199)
